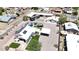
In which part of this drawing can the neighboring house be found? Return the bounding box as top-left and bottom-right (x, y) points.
(65, 14), (78, 22)
(64, 22), (79, 34)
(65, 34), (79, 51)
(49, 7), (63, 16)
(44, 16), (59, 23)
(0, 16), (15, 23)
(16, 24), (51, 42)
(0, 15), (16, 39)
(40, 28), (50, 36)
(27, 12), (53, 21)
(17, 25), (36, 42)
(63, 7), (72, 14)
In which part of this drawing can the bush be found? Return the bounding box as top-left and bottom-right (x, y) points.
(0, 7), (5, 15)
(23, 16), (29, 21)
(31, 7), (39, 10)
(72, 11), (78, 15)
(0, 11), (3, 15)
(0, 7), (5, 12)
(9, 42), (20, 48)
(26, 35), (41, 51)
(5, 46), (9, 51)
(16, 13), (20, 16)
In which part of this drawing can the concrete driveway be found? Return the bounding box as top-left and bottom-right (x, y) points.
(39, 23), (59, 51)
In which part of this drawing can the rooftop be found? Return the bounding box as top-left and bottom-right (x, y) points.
(0, 16), (11, 23)
(18, 25), (40, 41)
(66, 34), (79, 51)
(45, 16), (59, 22)
(27, 12), (53, 17)
(64, 22), (79, 31)
(41, 28), (50, 35)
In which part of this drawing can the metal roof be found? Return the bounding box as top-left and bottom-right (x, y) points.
(65, 22), (79, 31)
(66, 34), (79, 51)
(0, 16), (11, 23)
(41, 28), (50, 35)
(27, 12), (53, 17)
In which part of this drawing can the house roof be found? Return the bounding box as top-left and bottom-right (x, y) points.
(64, 22), (79, 31)
(41, 28), (50, 35)
(18, 25), (41, 41)
(66, 34), (79, 51)
(18, 25), (36, 41)
(0, 16), (11, 23)
(45, 16), (59, 22)
(27, 12), (53, 17)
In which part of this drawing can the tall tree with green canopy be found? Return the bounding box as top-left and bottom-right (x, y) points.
(58, 15), (67, 51)
(59, 15), (67, 24)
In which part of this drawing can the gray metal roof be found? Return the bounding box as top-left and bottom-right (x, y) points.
(0, 16), (11, 23)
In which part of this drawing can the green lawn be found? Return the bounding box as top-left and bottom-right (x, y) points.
(9, 42), (20, 48)
(26, 35), (41, 51)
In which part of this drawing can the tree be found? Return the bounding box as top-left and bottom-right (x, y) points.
(0, 7), (5, 12)
(72, 7), (79, 10)
(59, 15), (67, 24)
(31, 7), (39, 10)
(58, 15), (67, 51)
(72, 10), (78, 15)
(23, 16), (29, 21)
(16, 13), (20, 16)
(0, 11), (2, 15)
(0, 7), (5, 15)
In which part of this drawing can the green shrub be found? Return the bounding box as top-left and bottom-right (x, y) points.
(31, 7), (39, 10)
(72, 11), (78, 15)
(16, 13), (20, 16)
(23, 16), (29, 21)
(9, 42), (20, 48)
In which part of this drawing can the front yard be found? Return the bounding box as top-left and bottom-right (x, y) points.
(26, 35), (41, 51)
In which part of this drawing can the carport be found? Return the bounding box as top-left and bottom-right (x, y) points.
(40, 28), (50, 36)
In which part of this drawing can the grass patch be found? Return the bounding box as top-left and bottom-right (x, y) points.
(26, 35), (41, 51)
(9, 42), (20, 48)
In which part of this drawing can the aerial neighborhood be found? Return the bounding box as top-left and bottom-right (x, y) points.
(0, 7), (79, 51)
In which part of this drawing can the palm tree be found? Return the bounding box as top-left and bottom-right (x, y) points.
(58, 15), (67, 51)
(59, 15), (67, 24)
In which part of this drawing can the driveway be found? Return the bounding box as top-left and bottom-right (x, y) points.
(39, 23), (59, 51)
